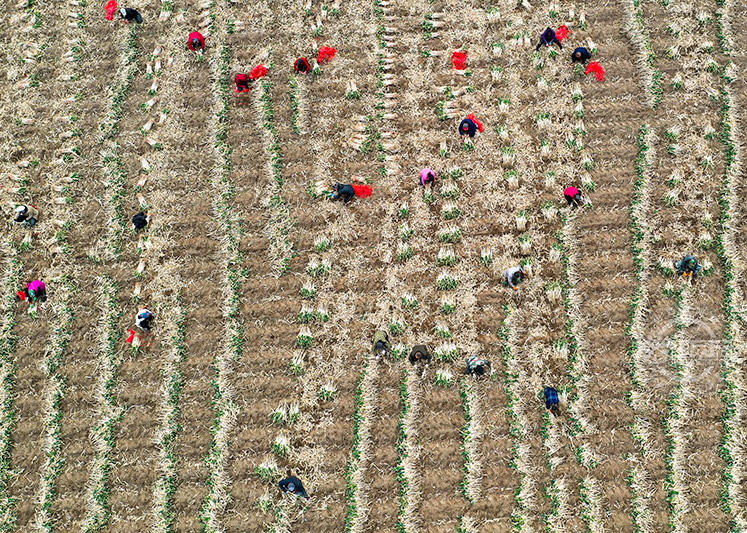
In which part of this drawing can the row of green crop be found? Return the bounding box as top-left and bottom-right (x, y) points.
(198, 4), (245, 530)
(344, 358), (377, 532)
(394, 369), (420, 533)
(81, 276), (123, 532)
(498, 306), (534, 532)
(661, 287), (689, 530)
(34, 278), (75, 532)
(625, 124), (656, 533)
(0, 255), (23, 531)
(255, 78), (294, 277)
(622, 0), (663, 107)
(714, 64), (746, 531)
(152, 297), (187, 533)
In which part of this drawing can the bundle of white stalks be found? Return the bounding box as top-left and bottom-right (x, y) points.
(142, 97), (158, 110)
(515, 213), (527, 231)
(17, 118), (34, 125)
(140, 156), (151, 172)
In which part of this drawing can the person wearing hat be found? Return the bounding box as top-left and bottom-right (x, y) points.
(13, 204), (39, 227)
(459, 117), (477, 139)
(294, 57), (311, 74)
(279, 475), (310, 499)
(465, 355), (490, 376)
(675, 255), (703, 280)
(234, 73), (251, 93)
(120, 7), (143, 23)
(135, 308), (154, 331)
(372, 330), (391, 357)
(409, 345), (431, 365)
(187, 31), (205, 52)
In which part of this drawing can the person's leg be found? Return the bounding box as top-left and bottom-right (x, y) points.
(565, 194), (573, 206)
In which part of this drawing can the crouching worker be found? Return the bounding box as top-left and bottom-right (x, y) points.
(373, 329), (391, 357)
(120, 7), (143, 23)
(279, 475), (310, 500)
(132, 211), (148, 230)
(419, 168), (436, 188)
(135, 308), (154, 331)
(13, 204), (39, 227)
(188, 31), (205, 52)
(542, 386), (561, 416)
(536, 27), (563, 50)
(17, 279), (47, 303)
(330, 183), (373, 204)
(505, 265), (525, 291)
(563, 186), (586, 207)
(409, 345), (431, 365)
(571, 47), (592, 64)
(465, 355), (491, 376)
(234, 73), (251, 93)
(294, 57), (311, 74)
(675, 255), (702, 280)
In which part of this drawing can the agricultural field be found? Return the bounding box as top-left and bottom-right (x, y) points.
(1, 0), (747, 530)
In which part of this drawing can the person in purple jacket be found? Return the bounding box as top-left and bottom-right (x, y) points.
(536, 27), (563, 51)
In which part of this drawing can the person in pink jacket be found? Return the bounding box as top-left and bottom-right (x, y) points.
(419, 168), (436, 187)
(563, 186), (585, 207)
(17, 280), (47, 303)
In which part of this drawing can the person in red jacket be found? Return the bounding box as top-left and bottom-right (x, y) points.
(235, 73), (250, 92)
(188, 31), (205, 52)
(294, 57), (311, 74)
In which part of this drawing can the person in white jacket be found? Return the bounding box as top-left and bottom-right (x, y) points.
(505, 265), (525, 291)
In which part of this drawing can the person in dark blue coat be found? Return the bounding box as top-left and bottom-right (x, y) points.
(459, 118), (477, 139)
(571, 47), (592, 63)
(279, 476), (310, 499)
(543, 386), (560, 415)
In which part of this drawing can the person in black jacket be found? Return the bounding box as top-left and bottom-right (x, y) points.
(132, 212), (148, 230)
(279, 475), (310, 499)
(571, 47), (592, 64)
(409, 345), (431, 365)
(331, 183), (355, 203)
(120, 7), (143, 24)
